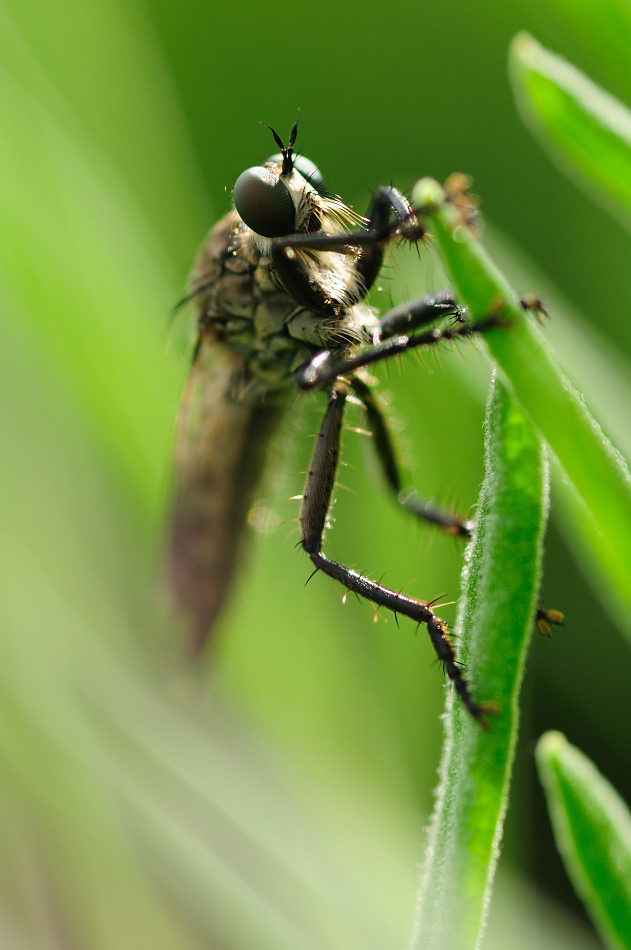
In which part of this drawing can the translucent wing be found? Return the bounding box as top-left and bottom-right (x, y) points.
(169, 335), (287, 654)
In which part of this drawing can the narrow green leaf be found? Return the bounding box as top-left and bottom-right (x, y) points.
(537, 732), (631, 950)
(410, 378), (548, 950)
(411, 178), (631, 634)
(509, 32), (631, 230)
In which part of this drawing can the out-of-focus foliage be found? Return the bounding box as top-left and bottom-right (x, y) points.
(1, 0), (630, 947)
(537, 733), (631, 950)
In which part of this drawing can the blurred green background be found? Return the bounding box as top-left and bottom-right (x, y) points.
(1, 0), (630, 947)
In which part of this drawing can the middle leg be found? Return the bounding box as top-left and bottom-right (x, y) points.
(349, 375), (474, 538)
(295, 294), (501, 391)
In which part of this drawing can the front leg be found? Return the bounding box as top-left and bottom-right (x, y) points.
(299, 383), (495, 727)
(270, 185), (422, 313)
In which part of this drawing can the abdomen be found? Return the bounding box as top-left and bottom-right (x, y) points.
(169, 334), (287, 654)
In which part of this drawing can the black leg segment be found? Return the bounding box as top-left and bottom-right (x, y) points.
(350, 376), (473, 539)
(271, 184), (424, 313)
(295, 303), (500, 392)
(299, 382), (495, 727)
(377, 290), (460, 339)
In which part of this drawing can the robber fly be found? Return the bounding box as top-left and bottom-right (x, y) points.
(169, 115), (499, 726)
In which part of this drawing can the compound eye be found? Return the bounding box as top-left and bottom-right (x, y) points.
(233, 166), (295, 237)
(266, 153), (325, 194)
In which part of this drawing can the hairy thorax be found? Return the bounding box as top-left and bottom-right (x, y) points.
(189, 210), (380, 400)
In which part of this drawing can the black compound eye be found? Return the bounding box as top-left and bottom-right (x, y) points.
(266, 153), (325, 194)
(233, 166), (295, 237)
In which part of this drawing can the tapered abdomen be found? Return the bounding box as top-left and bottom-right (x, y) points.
(169, 336), (287, 654)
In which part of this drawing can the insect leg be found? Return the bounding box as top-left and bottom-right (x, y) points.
(377, 290), (461, 339)
(272, 184), (418, 258)
(295, 304), (501, 390)
(299, 383), (494, 727)
(349, 376), (473, 538)
(351, 375), (563, 639)
(271, 185), (421, 312)
(355, 185), (421, 292)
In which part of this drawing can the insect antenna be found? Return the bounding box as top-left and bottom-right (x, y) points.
(261, 109), (300, 175)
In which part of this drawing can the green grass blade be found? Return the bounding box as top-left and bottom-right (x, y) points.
(410, 378), (548, 950)
(537, 732), (631, 950)
(411, 177), (631, 634)
(509, 32), (631, 230)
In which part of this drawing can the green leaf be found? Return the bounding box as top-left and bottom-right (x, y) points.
(411, 177), (631, 638)
(531, 0), (631, 103)
(537, 732), (631, 950)
(509, 32), (631, 230)
(411, 378), (548, 949)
